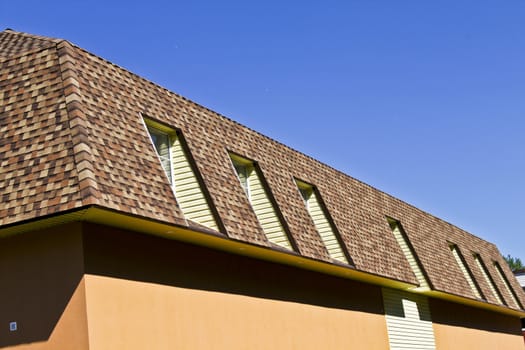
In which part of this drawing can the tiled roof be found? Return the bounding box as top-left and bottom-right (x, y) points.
(0, 30), (59, 60)
(0, 34), (82, 222)
(1, 29), (524, 311)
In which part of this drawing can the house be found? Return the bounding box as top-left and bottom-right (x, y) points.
(1, 29), (524, 349)
(516, 269), (525, 292)
(515, 269), (525, 341)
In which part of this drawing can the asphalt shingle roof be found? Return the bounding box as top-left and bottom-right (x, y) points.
(1, 29), (523, 311)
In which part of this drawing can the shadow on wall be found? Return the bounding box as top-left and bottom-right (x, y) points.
(1, 220), (522, 348)
(83, 222), (525, 338)
(0, 224), (84, 347)
(430, 298), (522, 335)
(82, 222), (385, 315)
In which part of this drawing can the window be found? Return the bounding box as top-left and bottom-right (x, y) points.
(387, 218), (430, 290)
(232, 160), (250, 198)
(295, 179), (348, 264)
(147, 126), (173, 184)
(230, 154), (293, 250)
(298, 186), (312, 210)
(449, 244), (483, 299)
(474, 254), (504, 305)
(145, 118), (219, 231)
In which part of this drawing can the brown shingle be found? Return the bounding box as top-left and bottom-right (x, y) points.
(0, 41), (82, 225)
(1, 30), (523, 311)
(0, 29), (58, 60)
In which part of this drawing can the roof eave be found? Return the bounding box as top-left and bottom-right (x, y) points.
(0, 205), (414, 288)
(2, 206), (524, 318)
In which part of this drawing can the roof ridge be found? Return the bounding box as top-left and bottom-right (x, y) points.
(0, 29), (60, 62)
(2, 28), (62, 43)
(55, 40), (101, 206)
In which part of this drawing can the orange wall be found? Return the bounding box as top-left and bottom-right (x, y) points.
(85, 274), (389, 350)
(0, 224), (89, 349)
(82, 223), (390, 350)
(3, 221), (523, 349)
(430, 298), (524, 350)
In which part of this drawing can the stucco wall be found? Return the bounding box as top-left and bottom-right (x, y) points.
(2, 221), (522, 349)
(0, 223), (89, 349)
(430, 298), (523, 350)
(82, 223), (390, 350)
(85, 275), (388, 350)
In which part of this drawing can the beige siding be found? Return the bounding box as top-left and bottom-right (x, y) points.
(230, 155), (292, 250)
(390, 222), (429, 289)
(474, 254), (503, 304)
(382, 288), (436, 350)
(450, 245), (482, 299)
(248, 169), (292, 250)
(493, 262), (521, 309)
(171, 136), (218, 231)
(307, 189), (347, 264)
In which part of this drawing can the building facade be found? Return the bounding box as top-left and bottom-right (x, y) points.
(1, 29), (524, 349)
(516, 269), (525, 292)
(516, 269), (525, 341)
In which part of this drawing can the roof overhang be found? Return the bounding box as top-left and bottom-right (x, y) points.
(2, 206), (525, 318)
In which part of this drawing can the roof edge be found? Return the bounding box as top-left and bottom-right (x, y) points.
(0, 29), (59, 63)
(2, 28), (62, 43)
(3, 206), (523, 317)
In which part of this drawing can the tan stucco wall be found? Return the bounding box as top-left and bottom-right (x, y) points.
(430, 298), (524, 350)
(433, 324), (524, 350)
(82, 223), (390, 350)
(5, 222), (523, 349)
(84, 274), (389, 350)
(0, 224), (89, 349)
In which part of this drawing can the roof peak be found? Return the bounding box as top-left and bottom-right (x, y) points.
(1, 28), (62, 41)
(0, 29), (62, 60)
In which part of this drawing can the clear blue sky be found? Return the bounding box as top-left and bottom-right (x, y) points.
(3, 1), (524, 260)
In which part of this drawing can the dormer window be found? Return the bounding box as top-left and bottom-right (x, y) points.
(144, 118), (219, 231)
(295, 179), (348, 264)
(449, 244), (484, 300)
(230, 154), (293, 250)
(147, 126), (173, 184)
(232, 161), (250, 198)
